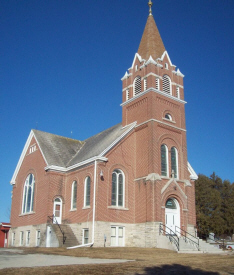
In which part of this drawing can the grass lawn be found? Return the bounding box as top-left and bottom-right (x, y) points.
(0, 247), (233, 275)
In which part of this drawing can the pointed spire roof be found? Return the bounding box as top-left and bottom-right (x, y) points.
(137, 2), (165, 60)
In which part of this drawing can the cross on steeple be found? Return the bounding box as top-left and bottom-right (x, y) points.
(148, 0), (153, 16)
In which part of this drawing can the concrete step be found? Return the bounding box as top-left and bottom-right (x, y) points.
(51, 224), (79, 247)
(179, 237), (224, 253)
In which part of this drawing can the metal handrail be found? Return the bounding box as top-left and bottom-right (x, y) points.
(159, 223), (179, 251)
(175, 226), (199, 250)
(48, 215), (66, 244)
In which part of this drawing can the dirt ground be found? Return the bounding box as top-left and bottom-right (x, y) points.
(0, 247), (233, 275)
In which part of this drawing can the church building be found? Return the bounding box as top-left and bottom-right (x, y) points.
(9, 1), (197, 248)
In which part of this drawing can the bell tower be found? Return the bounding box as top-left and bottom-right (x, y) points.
(121, 1), (189, 181)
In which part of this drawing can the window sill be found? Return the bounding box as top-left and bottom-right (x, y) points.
(19, 211), (35, 216)
(82, 206), (91, 210)
(108, 206), (129, 211)
(70, 208), (77, 212)
(163, 118), (176, 124)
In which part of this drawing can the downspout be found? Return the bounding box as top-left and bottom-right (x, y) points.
(67, 160), (97, 249)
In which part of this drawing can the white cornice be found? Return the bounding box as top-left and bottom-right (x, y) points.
(136, 119), (186, 132)
(45, 156), (108, 173)
(188, 162), (198, 180)
(121, 88), (186, 107)
(100, 121), (136, 157)
(130, 53), (144, 69)
(44, 122), (136, 173)
(10, 130), (48, 185)
(159, 51), (175, 67)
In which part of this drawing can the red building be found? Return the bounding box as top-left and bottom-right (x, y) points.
(9, 2), (197, 249)
(0, 223), (11, 247)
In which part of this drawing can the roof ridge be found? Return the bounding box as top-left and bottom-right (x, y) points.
(32, 129), (82, 143)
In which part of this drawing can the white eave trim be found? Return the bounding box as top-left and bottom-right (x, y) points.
(130, 53), (144, 69)
(159, 51), (175, 67)
(121, 87), (186, 107)
(45, 156), (108, 173)
(188, 162), (198, 180)
(100, 121), (136, 156)
(10, 130), (48, 185)
(44, 122), (136, 173)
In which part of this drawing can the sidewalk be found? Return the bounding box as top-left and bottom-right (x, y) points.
(0, 248), (131, 270)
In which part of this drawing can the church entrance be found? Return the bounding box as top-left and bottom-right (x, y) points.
(165, 198), (180, 235)
(53, 197), (62, 224)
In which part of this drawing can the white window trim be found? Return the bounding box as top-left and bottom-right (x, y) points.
(171, 147), (179, 179)
(161, 144), (169, 177)
(82, 228), (89, 245)
(26, 230), (30, 246)
(144, 78), (147, 91)
(156, 77), (160, 90)
(126, 89), (129, 101)
(84, 177), (91, 207)
(20, 231), (24, 246)
(36, 230), (40, 246)
(111, 169), (125, 208)
(162, 75), (172, 95)
(22, 174), (35, 214)
(133, 76), (141, 96)
(12, 232), (15, 246)
(71, 180), (77, 210)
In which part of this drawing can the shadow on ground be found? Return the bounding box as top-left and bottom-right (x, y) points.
(135, 264), (220, 275)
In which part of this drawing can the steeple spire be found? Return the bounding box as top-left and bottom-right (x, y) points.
(137, 1), (165, 60)
(148, 0), (153, 16)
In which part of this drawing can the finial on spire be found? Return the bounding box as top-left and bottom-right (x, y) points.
(148, 0), (153, 16)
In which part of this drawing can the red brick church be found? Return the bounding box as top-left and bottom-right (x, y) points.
(9, 1), (197, 248)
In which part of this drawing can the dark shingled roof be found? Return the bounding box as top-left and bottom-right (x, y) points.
(33, 123), (134, 168)
(33, 130), (84, 167)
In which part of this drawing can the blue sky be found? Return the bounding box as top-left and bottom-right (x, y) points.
(1, 0), (233, 222)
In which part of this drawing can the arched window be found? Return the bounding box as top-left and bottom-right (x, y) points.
(165, 113), (172, 121)
(22, 174), (35, 213)
(162, 75), (171, 95)
(161, 144), (168, 177)
(71, 180), (77, 209)
(84, 176), (91, 207)
(133, 76), (141, 96)
(111, 169), (124, 207)
(156, 77), (160, 90)
(171, 147), (178, 178)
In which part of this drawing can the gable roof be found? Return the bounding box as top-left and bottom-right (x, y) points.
(138, 14), (166, 60)
(67, 123), (134, 166)
(33, 130), (83, 167)
(11, 122), (136, 184)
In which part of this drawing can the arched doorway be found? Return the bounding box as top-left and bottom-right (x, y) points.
(165, 198), (180, 235)
(53, 197), (62, 224)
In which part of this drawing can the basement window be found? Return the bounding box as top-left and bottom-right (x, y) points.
(83, 229), (89, 244)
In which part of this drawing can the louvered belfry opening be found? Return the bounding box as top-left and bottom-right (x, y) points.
(162, 75), (171, 95)
(134, 76), (141, 96)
